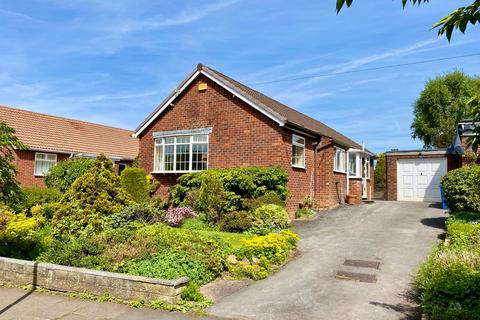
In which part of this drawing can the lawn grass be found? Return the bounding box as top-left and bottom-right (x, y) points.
(190, 229), (252, 250)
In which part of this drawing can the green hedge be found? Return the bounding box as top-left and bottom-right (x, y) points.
(169, 166), (289, 212)
(416, 216), (480, 319)
(442, 164), (480, 214)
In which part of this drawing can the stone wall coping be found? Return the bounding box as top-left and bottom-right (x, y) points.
(0, 256), (189, 287)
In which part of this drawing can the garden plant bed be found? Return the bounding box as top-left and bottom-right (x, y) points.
(0, 155), (301, 312)
(415, 165), (480, 320)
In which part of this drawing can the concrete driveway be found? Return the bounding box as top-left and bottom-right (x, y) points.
(208, 201), (446, 320)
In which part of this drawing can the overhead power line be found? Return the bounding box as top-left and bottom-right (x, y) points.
(250, 52), (480, 85)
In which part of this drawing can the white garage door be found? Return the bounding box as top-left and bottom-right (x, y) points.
(397, 158), (447, 202)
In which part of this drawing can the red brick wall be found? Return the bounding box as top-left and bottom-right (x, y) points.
(348, 178), (363, 203)
(13, 150), (69, 188)
(137, 74), (316, 217)
(385, 153), (446, 201)
(314, 139), (347, 207)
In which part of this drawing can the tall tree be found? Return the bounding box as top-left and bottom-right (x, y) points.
(0, 122), (28, 206)
(466, 96), (480, 153)
(411, 71), (480, 148)
(336, 0), (480, 41)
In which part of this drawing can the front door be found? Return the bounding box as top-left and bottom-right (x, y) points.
(361, 157), (368, 199)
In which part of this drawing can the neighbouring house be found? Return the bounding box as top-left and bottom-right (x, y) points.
(384, 120), (476, 202)
(134, 64), (374, 216)
(0, 105), (139, 187)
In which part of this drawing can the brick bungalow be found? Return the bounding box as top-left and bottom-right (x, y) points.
(385, 120), (476, 202)
(0, 105), (139, 187)
(134, 64), (374, 215)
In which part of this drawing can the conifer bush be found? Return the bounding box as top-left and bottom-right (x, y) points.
(120, 167), (150, 203)
(52, 154), (132, 236)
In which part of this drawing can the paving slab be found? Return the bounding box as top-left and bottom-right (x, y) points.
(0, 287), (220, 320)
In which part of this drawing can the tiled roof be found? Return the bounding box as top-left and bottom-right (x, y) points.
(135, 64), (364, 150)
(201, 64), (362, 149)
(0, 105), (138, 160)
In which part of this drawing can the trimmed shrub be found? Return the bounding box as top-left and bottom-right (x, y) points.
(120, 167), (150, 203)
(442, 164), (480, 214)
(44, 158), (95, 193)
(415, 249), (480, 320)
(169, 166), (289, 212)
(51, 154), (133, 236)
(219, 211), (253, 233)
(243, 192), (285, 211)
(107, 201), (166, 228)
(249, 204), (289, 235)
(17, 187), (62, 212)
(166, 207), (198, 227)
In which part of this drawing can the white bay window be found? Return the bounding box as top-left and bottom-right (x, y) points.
(348, 152), (361, 177)
(154, 134), (208, 173)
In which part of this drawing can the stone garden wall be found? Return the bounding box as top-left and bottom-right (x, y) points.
(0, 256), (188, 303)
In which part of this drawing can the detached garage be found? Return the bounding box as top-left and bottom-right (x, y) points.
(385, 149), (453, 202)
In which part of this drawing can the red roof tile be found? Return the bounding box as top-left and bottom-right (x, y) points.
(0, 105), (138, 160)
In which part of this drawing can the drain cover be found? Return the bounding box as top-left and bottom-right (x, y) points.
(335, 270), (377, 283)
(343, 259), (380, 269)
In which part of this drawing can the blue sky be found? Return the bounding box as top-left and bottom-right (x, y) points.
(0, 1), (479, 153)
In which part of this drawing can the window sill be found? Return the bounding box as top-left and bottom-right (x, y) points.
(334, 170), (346, 174)
(34, 174), (45, 177)
(292, 165), (306, 170)
(151, 170), (203, 174)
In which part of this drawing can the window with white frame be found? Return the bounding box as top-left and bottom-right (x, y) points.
(34, 153), (57, 176)
(154, 135), (208, 173)
(291, 135), (305, 168)
(334, 148), (346, 172)
(349, 152), (361, 177)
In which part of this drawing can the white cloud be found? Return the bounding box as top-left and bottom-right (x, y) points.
(0, 8), (39, 21)
(289, 38), (441, 91)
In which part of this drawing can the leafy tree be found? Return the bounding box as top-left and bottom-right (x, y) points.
(466, 96), (480, 153)
(374, 152), (386, 191)
(336, 0), (480, 41)
(52, 154), (133, 236)
(0, 122), (28, 206)
(411, 71), (480, 148)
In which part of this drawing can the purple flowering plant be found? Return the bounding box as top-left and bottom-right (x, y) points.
(166, 206), (198, 227)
